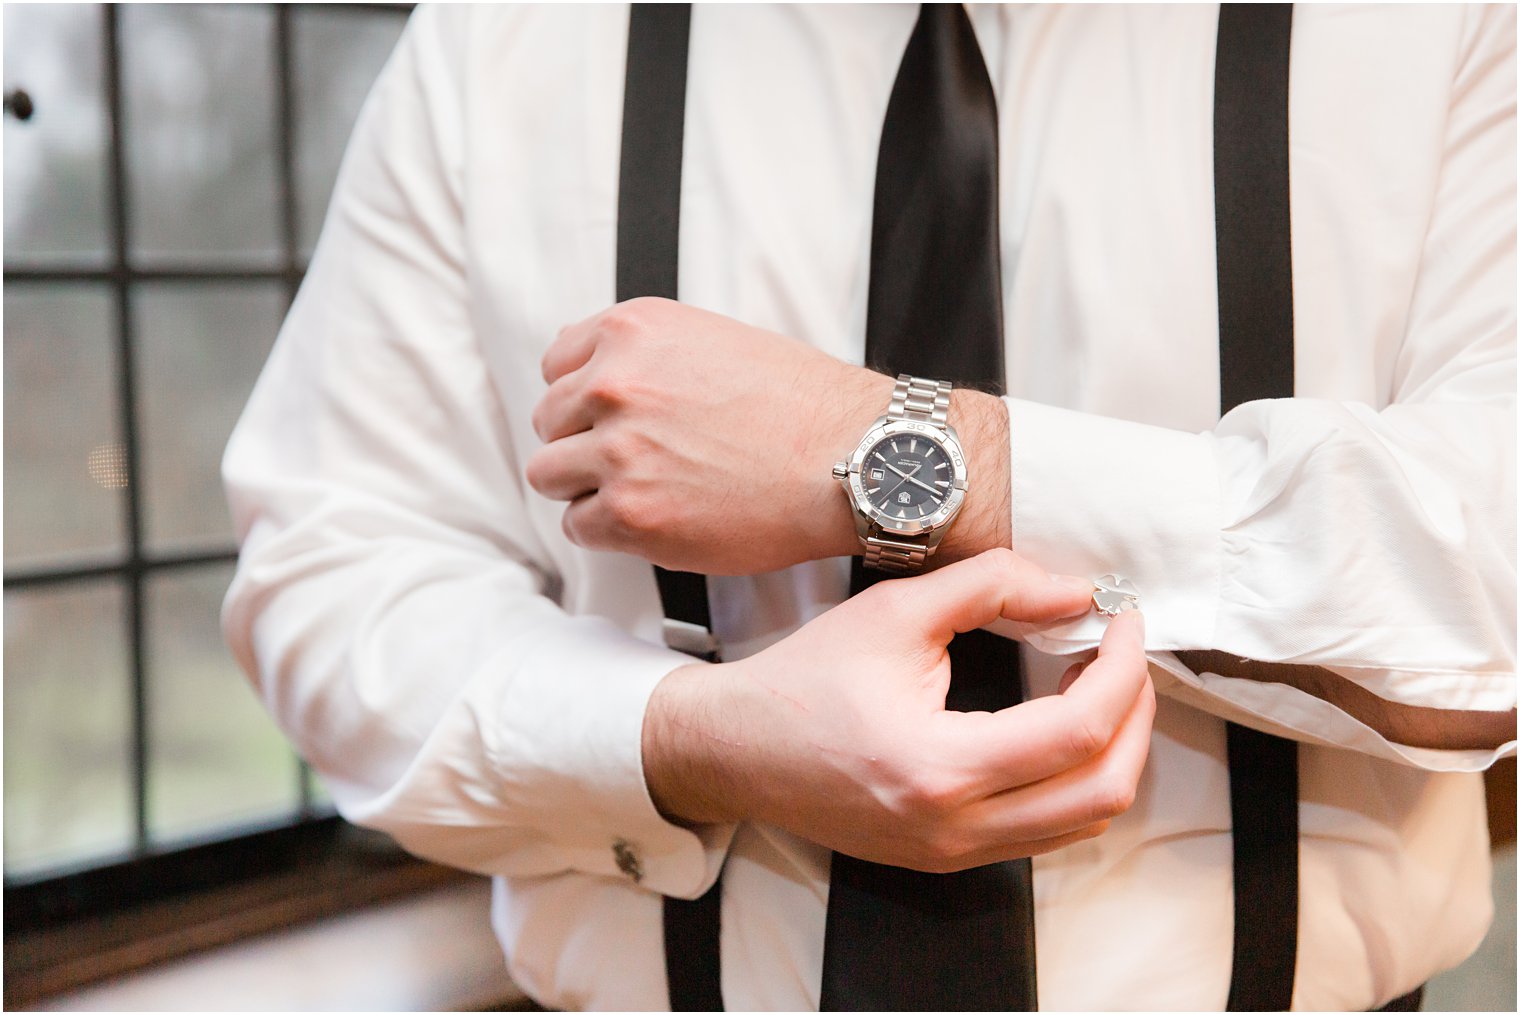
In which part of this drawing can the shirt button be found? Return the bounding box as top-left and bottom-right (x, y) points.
(613, 839), (644, 883)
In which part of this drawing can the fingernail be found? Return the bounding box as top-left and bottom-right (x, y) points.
(1051, 574), (1093, 591)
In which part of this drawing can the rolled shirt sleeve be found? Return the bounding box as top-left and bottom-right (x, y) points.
(221, 6), (730, 899)
(1003, 8), (1516, 771)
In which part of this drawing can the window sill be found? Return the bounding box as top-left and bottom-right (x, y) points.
(23, 877), (532, 1012)
(5, 822), (533, 1011)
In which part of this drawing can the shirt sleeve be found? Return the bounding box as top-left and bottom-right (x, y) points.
(1002, 8), (1516, 772)
(220, 6), (730, 899)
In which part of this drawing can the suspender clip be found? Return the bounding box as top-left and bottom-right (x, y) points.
(663, 618), (721, 661)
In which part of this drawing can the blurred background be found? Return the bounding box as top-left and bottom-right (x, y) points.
(1, 3), (1513, 1011)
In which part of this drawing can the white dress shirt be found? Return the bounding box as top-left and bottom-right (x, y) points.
(222, 5), (1516, 1010)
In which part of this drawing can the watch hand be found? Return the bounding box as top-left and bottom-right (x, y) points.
(880, 461), (923, 500)
(902, 473), (942, 498)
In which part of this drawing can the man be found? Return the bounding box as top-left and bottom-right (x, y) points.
(223, 5), (1515, 1010)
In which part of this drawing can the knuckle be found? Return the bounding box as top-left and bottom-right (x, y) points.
(602, 485), (663, 538)
(900, 766), (968, 820)
(1082, 819), (1113, 840)
(604, 297), (661, 337)
(585, 372), (630, 411)
(1091, 773), (1137, 821)
(914, 851), (959, 875)
(599, 487), (641, 533)
(600, 429), (638, 471)
(1064, 710), (1107, 762)
(925, 826), (975, 872)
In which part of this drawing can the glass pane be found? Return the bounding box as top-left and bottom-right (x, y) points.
(293, 8), (408, 257)
(136, 282), (285, 553)
(147, 564), (299, 844)
(2, 3), (110, 264)
(3, 284), (125, 569)
(122, 4), (281, 265)
(3, 581), (133, 875)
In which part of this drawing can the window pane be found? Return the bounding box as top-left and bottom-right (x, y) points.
(136, 282), (285, 553)
(3, 581), (133, 876)
(147, 564), (298, 844)
(293, 8), (409, 257)
(3, 284), (125, 569)
(2, 3), (111, 265)
(122, 4), (281, 265)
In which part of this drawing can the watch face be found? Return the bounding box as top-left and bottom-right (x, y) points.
(861, 432), (954, 522)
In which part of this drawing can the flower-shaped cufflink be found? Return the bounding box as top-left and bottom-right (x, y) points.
(1092, 574), (1140, 617)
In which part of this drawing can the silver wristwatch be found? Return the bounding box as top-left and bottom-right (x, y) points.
(832, 374), (968, 574)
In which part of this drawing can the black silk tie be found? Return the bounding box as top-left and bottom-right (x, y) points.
(820, 7), (1036, 1011)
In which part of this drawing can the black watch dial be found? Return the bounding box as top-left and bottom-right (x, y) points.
(861, 433), (952, 520)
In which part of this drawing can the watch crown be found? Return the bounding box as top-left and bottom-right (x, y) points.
(832, 460), (849, 481)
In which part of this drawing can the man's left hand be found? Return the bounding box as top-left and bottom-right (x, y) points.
(525, 298), (1009, 574)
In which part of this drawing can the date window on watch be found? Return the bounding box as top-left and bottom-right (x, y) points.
(870, 468), (886, 482)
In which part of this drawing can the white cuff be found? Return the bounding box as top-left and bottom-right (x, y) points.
(1001, 396), (1220, 654)
(495, 614), (736, 899)
(1150, 654), (1517, 772)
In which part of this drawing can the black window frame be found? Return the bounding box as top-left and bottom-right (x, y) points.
(3, 2), (420, 940)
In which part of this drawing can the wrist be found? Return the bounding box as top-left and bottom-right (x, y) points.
(813, 366), (895, 560)
(642, 662), (752, 827)
(822, 377), (1012, 569)
(933, 387), (1012, 564)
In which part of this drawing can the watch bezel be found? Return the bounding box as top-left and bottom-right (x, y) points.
(845, 418), (968, 537)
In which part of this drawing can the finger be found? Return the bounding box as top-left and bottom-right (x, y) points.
(561, 485), (659, 554)
(541, 313), (603, 384)
(922, 820), (1112, 874)
(1055, 660), (1088, 694)
(532, 367), (601, 443)
(958, 669), (1155, 844)
(875, 548), (1093, 646)
(948, 610), (1149, 792)
(525, 431), (603, 502)
(561, 489), (612, 549)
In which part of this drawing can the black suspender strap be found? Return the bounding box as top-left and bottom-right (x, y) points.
(618, 4), (690, 307)
(617, 5), (725, 1011)
(622, 3), (1302, 1009)
(1214, 6), (1301, 1011)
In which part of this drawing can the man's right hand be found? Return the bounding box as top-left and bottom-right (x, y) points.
(642, 548), (1156, 874)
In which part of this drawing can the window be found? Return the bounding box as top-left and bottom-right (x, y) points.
(4, 3), (411, 921)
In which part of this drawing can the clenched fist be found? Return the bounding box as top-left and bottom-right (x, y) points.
(526, 298), (1010, 574)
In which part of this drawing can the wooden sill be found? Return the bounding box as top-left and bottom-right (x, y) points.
(27, 878), (532, 1012)
(5, 824), (529, 1011)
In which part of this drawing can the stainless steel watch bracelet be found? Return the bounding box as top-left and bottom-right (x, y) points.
(887, 374), (952, 427)
(862, 534), (931, 574)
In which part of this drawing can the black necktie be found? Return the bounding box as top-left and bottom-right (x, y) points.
(820, 6), (1036, 1011)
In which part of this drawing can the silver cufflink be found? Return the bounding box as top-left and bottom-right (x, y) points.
(1092, 574), (1140, 617)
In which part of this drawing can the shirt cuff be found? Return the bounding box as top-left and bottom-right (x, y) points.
(996, 397), (1516, 772)
(1149, 654), (1517, 771)
(498, 614), (736, 899)
(1000, 396), (1221, 654)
